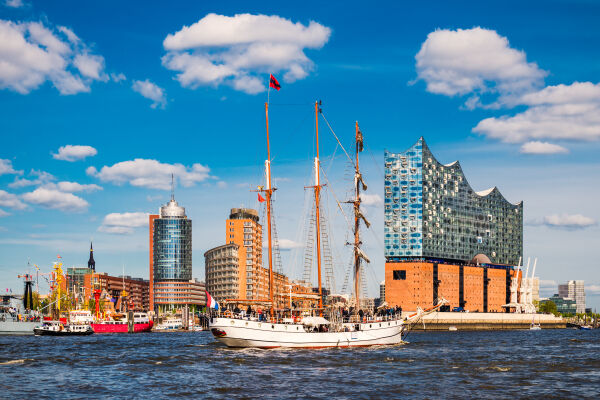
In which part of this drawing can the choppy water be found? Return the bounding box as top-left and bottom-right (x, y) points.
(1, 329), (599, 399)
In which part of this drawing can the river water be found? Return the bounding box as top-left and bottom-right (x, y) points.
(1, 329), (598, 399)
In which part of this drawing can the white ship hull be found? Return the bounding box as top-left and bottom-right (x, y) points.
(209, 317), (405, 348)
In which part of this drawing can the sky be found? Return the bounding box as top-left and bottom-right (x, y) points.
(1, 0), (599, 309)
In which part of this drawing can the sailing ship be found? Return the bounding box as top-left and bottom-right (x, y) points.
(209, 101), (444, 348)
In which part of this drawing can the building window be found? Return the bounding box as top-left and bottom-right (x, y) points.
(393, 270), (406, 280)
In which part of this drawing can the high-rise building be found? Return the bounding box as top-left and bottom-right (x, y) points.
(384, 137), (522, 265)
(150, 194), (194, 313)
(226, 208), (263, 301)
(558, 280), (585, 314)
(384, 138), (523, 312)
(148, 214), (159, 311)
(379, 281), (385, 303)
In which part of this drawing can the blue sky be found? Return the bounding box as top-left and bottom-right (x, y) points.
(1, 1), (599, 309)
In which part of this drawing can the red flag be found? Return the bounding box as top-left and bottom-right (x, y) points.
(269, 74), (280, 91)
(57, 255), (62, 259)
(258, 193), (266, 203)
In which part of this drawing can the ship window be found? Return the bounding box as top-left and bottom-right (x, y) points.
(393, 270), (406, 280)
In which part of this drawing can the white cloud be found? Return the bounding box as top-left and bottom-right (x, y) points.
(586, 284), (600, 295)
(264, 238), (303, 250)
(8, 169), (55, 188)
(541, 214), (597, 229)
(52, 144), (97, 161)
(98, 212), (149, 234)
(162, 13), (331, 94)
(132, 79), (167, 109)
(217, 181), (227, 188)
(111, 72), (126, 82)
(360, 193), (383, 207)
(0, 189), (27, 210)
(87, 158), (210, 190)
(0, 19), (107, 95)
(43, 181), (102, 193)
(519, 141), (569, 154)
(0, 159), (22, 175)
(4, 0), (24, 8)
(414, 27), (546, 108)
(22, 187), (88, 212)
(0, 209), (10, 217)
(474, 82), (600, 143)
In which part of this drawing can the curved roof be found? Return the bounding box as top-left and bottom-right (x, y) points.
(417, 137), (522, 206)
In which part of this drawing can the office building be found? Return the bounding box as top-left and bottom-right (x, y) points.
(558, 280), (585, 314)
(66, 243), (96, 297)
(204, 243), (240, 302)
(150, 193), (197, 313)
(379, 281), (385, 303)
(540, 294), (577, 315)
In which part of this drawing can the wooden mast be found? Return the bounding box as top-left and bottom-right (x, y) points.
(354, 121), (361, 312)
(265, 102), (275, 317)
(313, 100), (323, 316)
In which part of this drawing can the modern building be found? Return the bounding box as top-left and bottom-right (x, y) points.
(384, 138), (523, 312)
(524, 276), (540, 303)
(379, 281), (385, 303)
(226, 208), (263, 301)
(153, 279), (206, 311)
(558, 280), (585, 314)
(540, 294), (577, 315)
(149, 193), (196, 313)
(204, 243), (240, 302)
(83, 273), (150, 311)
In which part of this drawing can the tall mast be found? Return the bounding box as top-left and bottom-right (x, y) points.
(264, 102), (275, 317)
(313, 101), (324, 316)
(354, 122), (361, 311)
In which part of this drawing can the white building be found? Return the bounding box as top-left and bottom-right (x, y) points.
(558, 280), (585, 314)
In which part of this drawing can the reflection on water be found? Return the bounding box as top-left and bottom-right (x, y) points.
(1, 330), (599, 399)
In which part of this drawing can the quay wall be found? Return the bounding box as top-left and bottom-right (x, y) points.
(402, 312), (566, 330)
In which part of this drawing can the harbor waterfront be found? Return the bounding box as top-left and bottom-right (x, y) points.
(1, 330), (599, 399)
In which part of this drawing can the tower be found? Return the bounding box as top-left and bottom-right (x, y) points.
(88, 242), (95, 271)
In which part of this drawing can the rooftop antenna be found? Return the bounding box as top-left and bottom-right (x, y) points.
(170, 173), (175, 201)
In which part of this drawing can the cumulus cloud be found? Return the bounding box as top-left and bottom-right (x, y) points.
(474, 82), (600, 143)
(530, 214), (597, 229)
(414, 27), (546, 108)
(111, 72), (126, 82)
(43, 181), (102, 193)
(360, 193), (383, 207)
(0, 189), (27, 210)
(264, 238), (303, 251)
(0, 159), (22, 175)
(0, 19), (107, 94)
(162, 13), (331, 94)
(52, 144), (97, 161)
(4, 0), (24, 8)
(87, 158), (210, 190)
(519, 141), (569, 154)
(98, 212), (149, 234)
(132, 79), (167, 109)
(22, 187), (88, 212)
(8, 169), (55, 188)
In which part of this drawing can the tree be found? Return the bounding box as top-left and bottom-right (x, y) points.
(539, 300), (557, 314)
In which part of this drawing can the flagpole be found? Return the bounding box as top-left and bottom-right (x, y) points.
(267, 73), (271, 106)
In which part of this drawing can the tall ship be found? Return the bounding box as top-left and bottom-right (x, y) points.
(0, 273), (40, 335)
(209, 100), (443, 348)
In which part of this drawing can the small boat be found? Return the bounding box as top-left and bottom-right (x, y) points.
(154, 318), (183, 331)
(448, 326), (458, 331)
(34, 321), (94, 336)
(579, 325), (592, 330)
(529, 323), (541, 330)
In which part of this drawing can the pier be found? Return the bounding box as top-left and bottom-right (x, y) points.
(406, 312), (566, 330)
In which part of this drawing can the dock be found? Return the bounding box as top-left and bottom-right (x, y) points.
(404, 312), (566, 330)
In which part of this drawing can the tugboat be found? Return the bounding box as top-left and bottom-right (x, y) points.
(34, 321), (94, 336)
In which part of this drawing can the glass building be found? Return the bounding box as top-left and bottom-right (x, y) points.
(384, 137), (522, 266)
(153, 197), (192, 282)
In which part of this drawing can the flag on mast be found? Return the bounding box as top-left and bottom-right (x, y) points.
(258, 193), (266, 203)
(205, 291), (219, 310)
(269, 74), (280, 91)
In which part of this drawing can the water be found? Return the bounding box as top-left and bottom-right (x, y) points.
(1, 329), (599, 399)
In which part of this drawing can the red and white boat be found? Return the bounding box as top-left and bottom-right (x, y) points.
(91, 312), (153, 333)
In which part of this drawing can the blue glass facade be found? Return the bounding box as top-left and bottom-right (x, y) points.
(385, 137), (523, 265)
(153, 213), (192, 281)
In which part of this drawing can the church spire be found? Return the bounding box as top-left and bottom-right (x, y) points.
(88, 241), (96, 271)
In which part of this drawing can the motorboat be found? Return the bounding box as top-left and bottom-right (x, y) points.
(34, 321), (94, 336)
